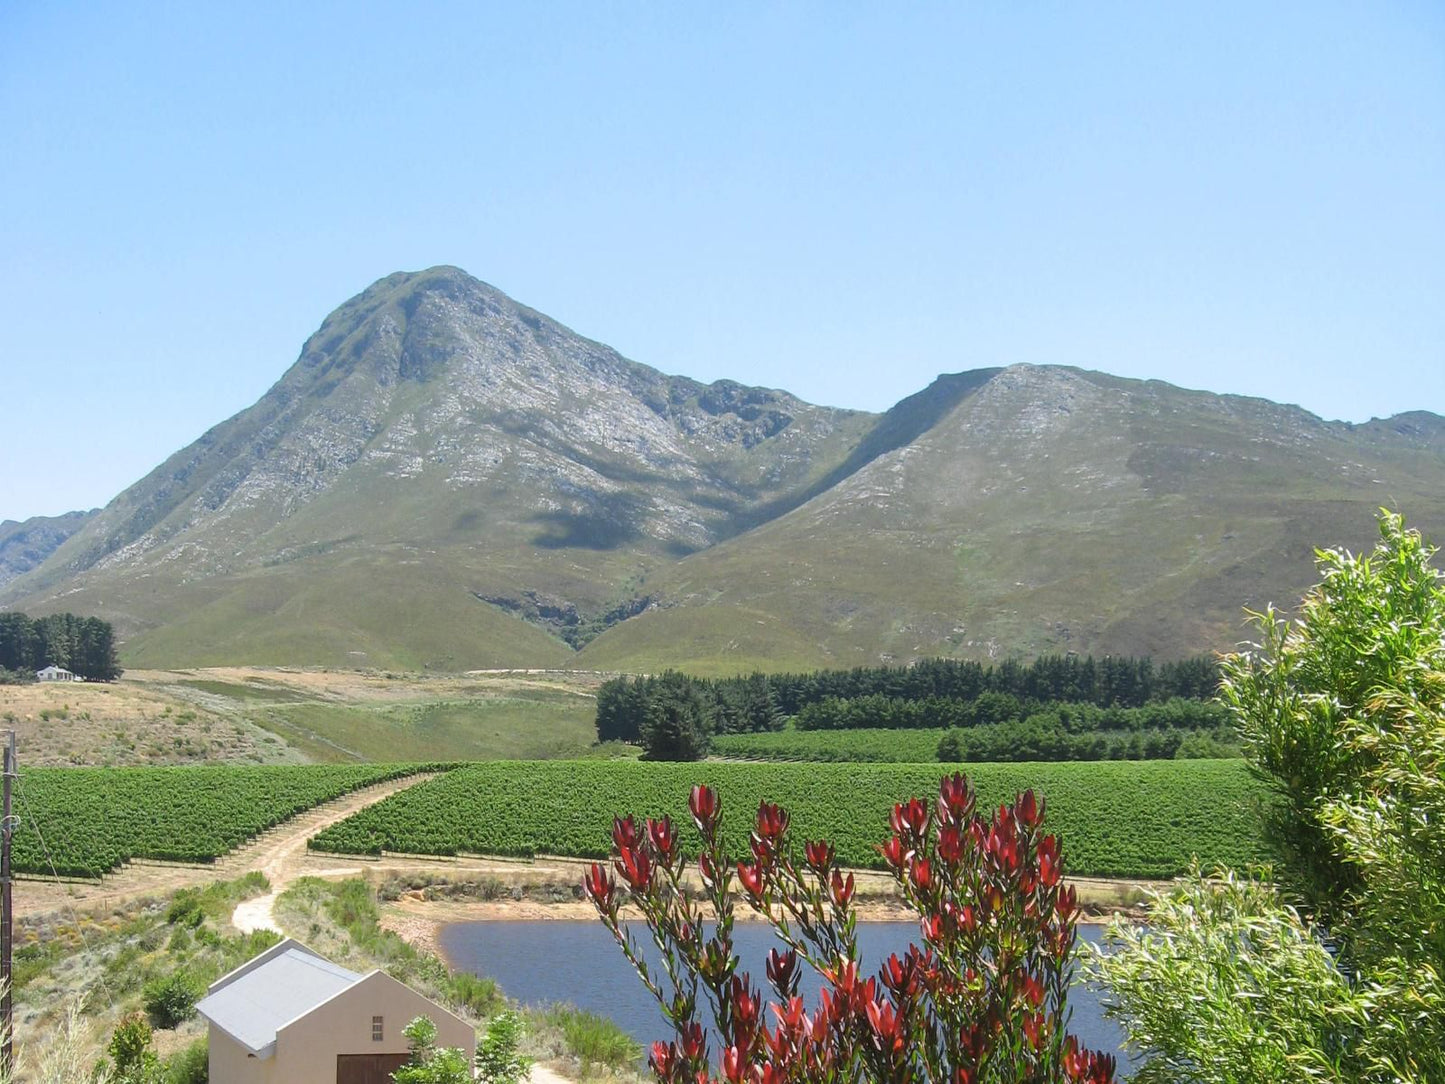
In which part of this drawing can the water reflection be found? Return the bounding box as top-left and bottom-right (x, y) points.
(440, 919), (1132, 1074)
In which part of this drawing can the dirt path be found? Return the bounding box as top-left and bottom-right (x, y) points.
(14, 772), (441, 919)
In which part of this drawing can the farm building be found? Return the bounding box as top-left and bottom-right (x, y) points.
(196, 938), (475, 1083)
(35, 665), (76, 682)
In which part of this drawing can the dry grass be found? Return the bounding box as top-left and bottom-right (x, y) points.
(0, 678), (294, 766)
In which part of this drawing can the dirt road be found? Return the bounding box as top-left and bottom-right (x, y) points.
(15, 772), (440, 918)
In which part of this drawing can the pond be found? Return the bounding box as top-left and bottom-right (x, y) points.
(440, 919), (1134, 1074)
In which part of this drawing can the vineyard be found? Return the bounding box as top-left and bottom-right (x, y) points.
(309, 760), (1267, 878)
(711, 728), (948, 762)
(711, 725), (1237, 763)
(15, 763), (435, 878)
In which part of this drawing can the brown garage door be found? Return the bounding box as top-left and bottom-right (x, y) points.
(336, 1052), (411, 1084)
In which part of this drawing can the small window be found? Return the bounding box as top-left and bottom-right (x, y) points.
(372, 1016), (384, 1042)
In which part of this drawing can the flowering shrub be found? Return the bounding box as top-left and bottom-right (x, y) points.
(584, 775), (1115, 1084)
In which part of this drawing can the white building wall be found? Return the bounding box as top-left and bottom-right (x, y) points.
(271, 971), (475, 1081)
(208, 1028), (276, 1084)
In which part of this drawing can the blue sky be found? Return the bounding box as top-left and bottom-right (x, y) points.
(2, 2), (1441, 521)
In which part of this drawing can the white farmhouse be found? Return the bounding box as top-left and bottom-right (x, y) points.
(35, 665), (76, 682)
(197, 938), (475, 1083)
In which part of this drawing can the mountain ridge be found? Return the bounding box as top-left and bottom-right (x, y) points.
(4, 267), (1442, 672)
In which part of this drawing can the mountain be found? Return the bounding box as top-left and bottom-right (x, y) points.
(0, 510), (97, 588)
(576, 366), (1445, 672)
(4, 267), (1442, 672)
(0, 268), (873, 668)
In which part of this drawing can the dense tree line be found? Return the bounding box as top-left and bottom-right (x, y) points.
(767, 653), (1219, 714)
(595, 654), (1220, 760)
(595, 671), (778, 759)
(0, 610), (123, 681)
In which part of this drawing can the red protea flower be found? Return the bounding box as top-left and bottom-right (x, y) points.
(910, 857), (933, 891)
(890, 796), (929, 838)
(804, 839), (833, 872)
(680, 1021), (705, 1060)
(1018, 789), (1039, 827)
(1057, 884), (1078, 922)
(938, 772), (974, 824)
(755, 801), (789, 841)
(766, 947), (798, 997)
(613, 814), (642, 854)
(615, 842), (652, 891)
(1039, 834), (1061, 888)
(878, 833), (906, 870)
(830, 869), (855, 908)
(937, 824), (964, 864)
(1023, 1012), (1046, 1051)
(647, 815), (678, 865)
(1022, 973), (1045, 1009)
(866, 998), (905, 1056)
(650, 1040), (675, 1077)
(689, 784), (719, 830)
(737, 860), (765, 898)
(583, 862), (613, 909)
(722, 1046), (745, 1083)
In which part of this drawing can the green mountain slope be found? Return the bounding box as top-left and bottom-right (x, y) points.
(577, 366), (1445, 671)
(0, 268), (872, 668)
(4, 268), (1441, 672)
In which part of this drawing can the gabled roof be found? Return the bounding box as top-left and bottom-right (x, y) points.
(196, 938), (363, 1058)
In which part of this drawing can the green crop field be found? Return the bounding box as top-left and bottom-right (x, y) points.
(711, 728), (948, 762)
(15, 764), (436, 878)
(309, 760), (1267, 878)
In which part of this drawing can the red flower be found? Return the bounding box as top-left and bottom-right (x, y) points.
(615, 843), (652, 891)
(866, 998), (905, 1055)
(583, 862), (613, 909)
(1023, 1012), (1046, 1050)
(650, 1040), (675, 1077)
(1057, 884), (1078, 922)
(878, 833), (906, 870)
(689, 784), (719, 829)
(804, 839), (833, 872)
(722, 1046), (745, 1083)
(938, 772), (974, 824)
(737, 861), (765, 898)
(766, 947), (798, 996)
(1018, 789), (1039, 828)
(647, 816), (678, 864)
(830, 869), (854, 908)
(1039, 834), (1061, 888)
(613, 815), (642, 859)
(890, 797), (929, 838)
(910, 857), (933, 891)
(755, 801), (789, 841)
(680, 1022), (705, 1060)
(937, 824), (964, 864)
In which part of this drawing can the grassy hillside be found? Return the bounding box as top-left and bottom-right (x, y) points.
(580, 368), (1445, 671)
(4, 267), (1440, 674)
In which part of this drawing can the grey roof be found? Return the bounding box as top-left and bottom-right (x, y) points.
(196, 944), (362, 1056)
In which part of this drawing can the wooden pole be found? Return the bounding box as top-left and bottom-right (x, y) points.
(2, 729), (14, 1078)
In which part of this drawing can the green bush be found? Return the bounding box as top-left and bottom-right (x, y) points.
(164, 1038), (209, 1083)
(143, 970), (203, 1030)
(543, 1003), (640, 1071)
(475, 1011), (531, 1084)
(449, 971), (502, 1017)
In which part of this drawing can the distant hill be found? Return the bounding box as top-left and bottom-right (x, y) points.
(0, 509), (96, 588)
(3, 267), (1441, 672)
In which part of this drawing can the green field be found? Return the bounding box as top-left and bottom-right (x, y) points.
(711, 728), (949, 762)
(15, 764), (434, 877)
(309, 759), (1267, 878)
